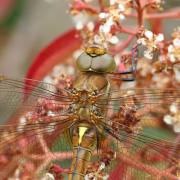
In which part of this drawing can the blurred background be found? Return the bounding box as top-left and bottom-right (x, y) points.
(0, 0), (179, 78)
(0, 0), (73, 78)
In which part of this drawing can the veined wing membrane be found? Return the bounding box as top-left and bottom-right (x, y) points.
(95, 118), (180, 179)
(0, 76), (72, 122)
(0, 76), (74, 154)
(0, 78), (75, 178)
(96, 88), (180, 169)
(0, 116), (75, 179)
(96, 88), (179, 111)
(101, 118), (179, 157)
(0, 116), (73, 146)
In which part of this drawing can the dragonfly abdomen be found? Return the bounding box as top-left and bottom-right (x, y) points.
(68, 122), (97, 179)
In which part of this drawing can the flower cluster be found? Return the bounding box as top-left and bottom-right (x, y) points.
(70, 0), (134, 48)
(137, 30), (164, 59)
(93, 0), (132, 48)
(167, 28), (180, 63)
(85, 162), (109, 180)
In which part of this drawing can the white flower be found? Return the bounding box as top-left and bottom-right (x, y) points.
(99, 162), (105, 171)
(99, 12), (108, 19)
(173, 38), (180, 47)
(164, 102), (180, 133)
(99, 24), (111, 34)
(93, 32), (119, 48)
(168, 44), (173, 53)
(41, 173), (55, 180)
(43, 76), (54, 84)
(47, 111), (55, 117)
(84, 175), (89, 180)
(87, 21), (94, 31)
(137, 38), (146, 45)
(110, 0), (116, 5)
(167, 39), (180, 63)
(155, 33), (164, 43)
(170, 103), (178, 114)
(67, 66), (75, 75)
(118, 4), (125, 11)
(169, 54), (176, 63)
(106, 17), (114, 26)
(144, 49), (153, 59)
(119, 14), (125, 20)
(109, 35), (119, 44)
(94, 34), (102, 44)
(139, 30), (164, 60)
(164, 115), (173, 125)
(99, 18), (114, 34)
(85, 173), (94, 180)
(96, 0), (130, 47)
(72, 12), (89, 30)
(103, 175), (109, 180)
(173, 122), (180, 133)
(14, 168), (21, 178)
(145, 30), (153, 40)
(76, 21), (83, 30)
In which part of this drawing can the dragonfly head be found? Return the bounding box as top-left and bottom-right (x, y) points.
(76, 45), (116, 73)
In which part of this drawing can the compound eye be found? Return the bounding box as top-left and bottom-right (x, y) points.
(91, 54), (116, 73)
(76, 52), (92, 71)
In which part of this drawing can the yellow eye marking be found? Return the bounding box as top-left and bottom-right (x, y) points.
(85, 47), (94, 54)
(85, 47), (106, 56)
(78, 126), (88, 145)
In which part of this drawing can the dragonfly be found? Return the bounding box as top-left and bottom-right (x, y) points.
(0, 44), (179, 180)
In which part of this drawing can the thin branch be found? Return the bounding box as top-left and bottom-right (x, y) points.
(125, 9), (180, 19)
(110, 35), (135, 55)
(71, 0), (99, 14)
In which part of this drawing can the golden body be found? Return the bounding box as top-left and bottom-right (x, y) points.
(68, 72), (110, 180)
(68, 46), (115, 179)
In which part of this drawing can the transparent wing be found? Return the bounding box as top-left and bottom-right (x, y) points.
(0, 76), (72, 122)
(0, 118), (75, 179)
(0, 76), (74, 179)
(93, 88), (180, 179)
(96, 88), (179, 110)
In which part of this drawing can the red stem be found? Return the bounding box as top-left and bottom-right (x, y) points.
(72, 0), (99, 14)
(112, 24), (138, 35)
(126, 9), (180, 19)
(110, 35), (135, 55)
(135, 0), (144, 27)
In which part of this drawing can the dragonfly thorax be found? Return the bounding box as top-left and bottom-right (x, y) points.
(70, 89), (97, 105)
(69, 89), (103, 123)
